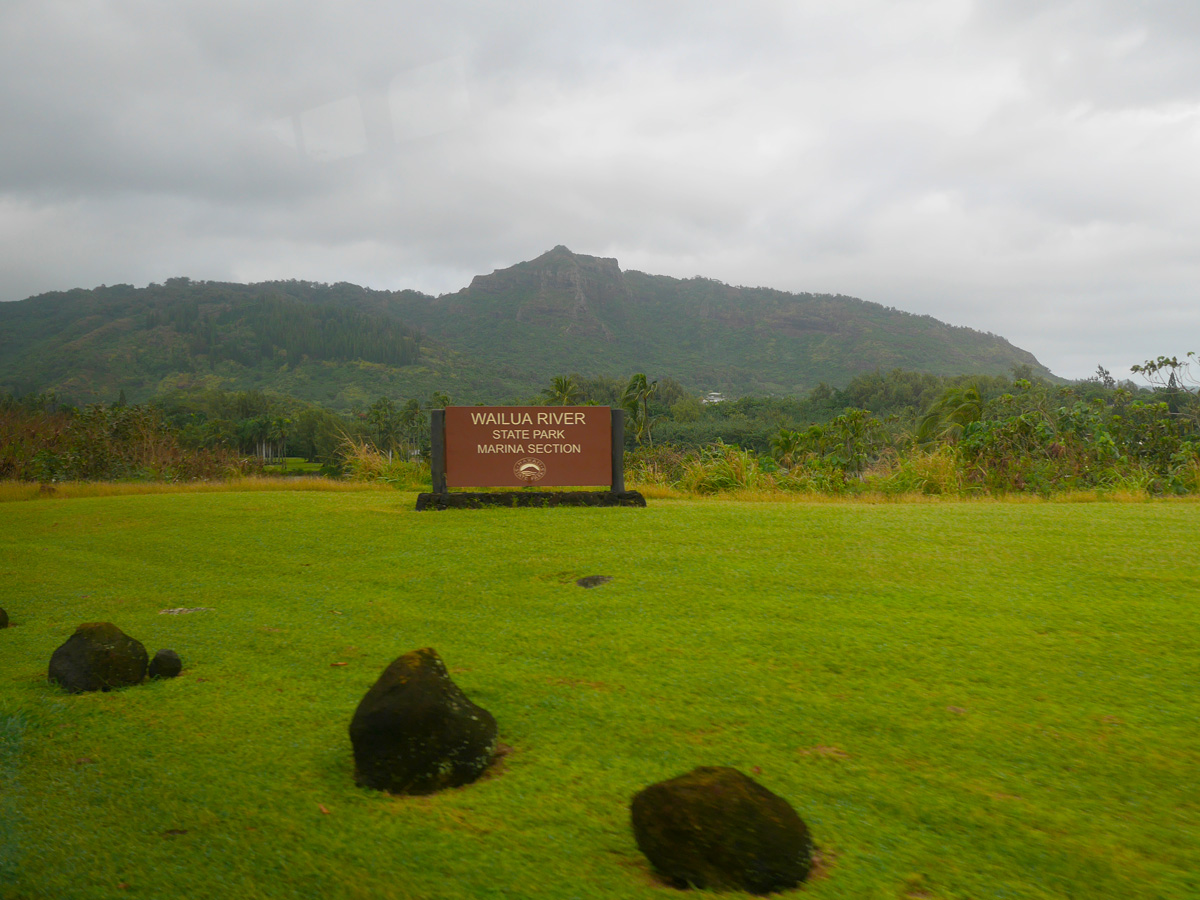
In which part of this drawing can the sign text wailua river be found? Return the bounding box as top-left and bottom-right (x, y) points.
(416, 407), (645, 509)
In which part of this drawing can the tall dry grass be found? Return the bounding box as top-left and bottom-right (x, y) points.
(338, 436), (431, 490)
(0, 477), (391, 503)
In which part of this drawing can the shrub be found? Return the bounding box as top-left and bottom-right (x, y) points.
(678, 442), (774, 494)
(869, 446), (966, 496)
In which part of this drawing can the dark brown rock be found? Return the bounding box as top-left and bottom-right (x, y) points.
(349, 648), (497, 795)
(576, 575), (612, 588)
(0, 608), (8, 628)
(48, 622), (148, 693)
(149, 649), (183, 678)
(631, 766), (813, 894)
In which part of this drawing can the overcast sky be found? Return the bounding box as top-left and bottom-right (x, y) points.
(2, 1), (1197, 380)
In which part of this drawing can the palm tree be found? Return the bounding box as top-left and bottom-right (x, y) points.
(622, 373), (659, 446)
(367, 397), (402, 460)
(771, 428), (804, 469)
(399, 399), (425, 458)
(268, 416), (291, 465)
(239, 416), (270, 460)
(917, 384), (983, 443)
(541, 375), (581, 406)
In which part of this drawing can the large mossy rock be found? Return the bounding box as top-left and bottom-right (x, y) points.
(630, 766), (813, 895)
(349, 648), (497, 795)
(48, 622), (148, 693)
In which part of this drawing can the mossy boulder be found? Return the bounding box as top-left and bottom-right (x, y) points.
(149, 649), (183, 678)
(48, 622), (148, 693)
(350, 648), (497, 795)
(630, 766), (813, 894)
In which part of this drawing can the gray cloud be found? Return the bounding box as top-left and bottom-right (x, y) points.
(2, 0), (1198, 381)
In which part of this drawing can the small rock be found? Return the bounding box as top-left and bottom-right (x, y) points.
(631, 766), (813, 895)
(49, 622), (148, 693)
(576, 575), (612, 588)
(0, 608), (8, 629)
(349, 648), (497, 795)
(149, 649), (183, 678)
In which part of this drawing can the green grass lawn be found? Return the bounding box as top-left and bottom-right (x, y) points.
(261, 458), (325, 475)
(1, 492), (1197, 899)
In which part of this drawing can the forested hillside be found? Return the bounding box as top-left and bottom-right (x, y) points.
(0, 278), (532, 407)
(0, 247), (1056, 408)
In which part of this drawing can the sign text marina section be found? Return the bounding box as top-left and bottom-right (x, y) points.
(444, 406), (613, 488)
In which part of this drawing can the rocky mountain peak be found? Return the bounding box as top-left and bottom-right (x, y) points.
(461, 246), (629, 340)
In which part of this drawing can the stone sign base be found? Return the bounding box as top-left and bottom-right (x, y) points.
(416, 491), (646, 510)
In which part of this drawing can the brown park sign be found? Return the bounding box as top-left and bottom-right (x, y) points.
(444, 406), (613, 488)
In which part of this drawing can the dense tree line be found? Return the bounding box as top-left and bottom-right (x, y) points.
(3, 357), (1196, 496)
(0, 392), (252, 482)
(526, 367), (1017, 454)
(0, 385), (461, 483)
(622, 360), (1200, 496)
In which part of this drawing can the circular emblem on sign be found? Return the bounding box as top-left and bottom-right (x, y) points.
(514, 457), (547, 483)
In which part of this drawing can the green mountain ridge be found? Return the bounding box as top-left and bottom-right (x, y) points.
(0, 246), (1055, 407)
(388, 246), (1052, 394)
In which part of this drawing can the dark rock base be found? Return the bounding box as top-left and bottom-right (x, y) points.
(416, 491), (646, 510)
(49, 622), (148, 693)
(631, 766), (813, 895)
(350, 648), (498, 795)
